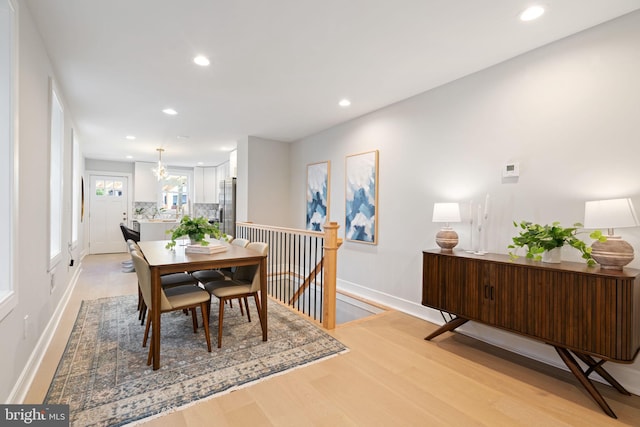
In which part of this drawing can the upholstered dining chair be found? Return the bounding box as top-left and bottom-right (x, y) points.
(191, 238), (251, 283)
(210, 241), (268, 348)
(194, 237), (251, 316)
(128, 240), (200, 324)
(130, 249), (212, 365)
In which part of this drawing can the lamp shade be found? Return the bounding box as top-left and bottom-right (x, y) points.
(432, 203), (461, 223)
(584, 198), (639, 229)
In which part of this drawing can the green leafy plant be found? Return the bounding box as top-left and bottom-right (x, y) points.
(165, 215), (226, 249)
(507, 221), (606, 266)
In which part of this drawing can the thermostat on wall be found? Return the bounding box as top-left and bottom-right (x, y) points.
(502, 162), (520, 178)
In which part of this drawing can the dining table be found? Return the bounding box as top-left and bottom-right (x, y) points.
(137, 239), (268, 370)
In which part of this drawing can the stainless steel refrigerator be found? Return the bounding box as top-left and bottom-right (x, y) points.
(218, 177), (236, 236)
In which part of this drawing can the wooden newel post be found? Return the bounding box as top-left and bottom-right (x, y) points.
(322, 222), (339, 329)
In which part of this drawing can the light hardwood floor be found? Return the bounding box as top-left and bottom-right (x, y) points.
(25, 254), (640, 426)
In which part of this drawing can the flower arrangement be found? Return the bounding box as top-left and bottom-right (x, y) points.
(165, 215), (226, 249)
(507, 221), (606, 266)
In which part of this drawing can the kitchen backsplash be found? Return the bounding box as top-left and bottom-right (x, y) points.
(133, 202), (218, 220)
(193, 203), (219, 220)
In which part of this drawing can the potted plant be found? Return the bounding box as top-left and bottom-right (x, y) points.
(134, 207), (146, 219)
(165, 215), (226, 249)
(508, 221), (605, 266)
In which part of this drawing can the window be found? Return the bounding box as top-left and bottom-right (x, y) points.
(50, 85), (64, 268)
(160, 173), (190, 215)
(0, 0), (17, 320)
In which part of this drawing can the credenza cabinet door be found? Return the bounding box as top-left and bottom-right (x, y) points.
(491, 263), (530, 333)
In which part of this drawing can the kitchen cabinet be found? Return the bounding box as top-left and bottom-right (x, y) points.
(134, 162), (158, 202)
(193, 166), (217, 203)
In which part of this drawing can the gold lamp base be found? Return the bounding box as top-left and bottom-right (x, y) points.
(436, 228), (459, 252)
(591, 236), (634, 270)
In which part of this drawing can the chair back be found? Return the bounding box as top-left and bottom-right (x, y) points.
(231, 238), (249, 248)
(120, 223), (141, 242)
(233, 242), (268, 292)
(130, 250), (172, 310)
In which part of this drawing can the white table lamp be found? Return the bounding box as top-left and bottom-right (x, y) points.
(433, 202), (461, 252)
(584, 198), (639, 270)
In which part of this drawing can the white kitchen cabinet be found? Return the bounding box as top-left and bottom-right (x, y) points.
(134, 162), (158, 202)
(193, 166), (204, 203)
(203, 167), (217, 203)
(194, 166), (217, 203)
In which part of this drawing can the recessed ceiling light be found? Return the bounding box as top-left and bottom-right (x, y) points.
(162, 108), (178, 115)
(520, 5), (545, 21)
(177, 135), (190, 140)
(125, 135), (136, 140)
(339, 98), (351, 107)
(197, 162), (204, 166)
(126, 155), (133, 159)
(193, 55), (210, 66)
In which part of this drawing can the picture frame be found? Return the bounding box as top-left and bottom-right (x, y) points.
(306, 161), (330, 231)
(345, 150), (378, 244)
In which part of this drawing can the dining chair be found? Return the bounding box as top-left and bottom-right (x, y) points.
(194, 237), (251, 316)
(191, 238), (251, 283)
(128, 240), (200, 324)
(130, 249), (212, 365)
(210, 241), (268, 348)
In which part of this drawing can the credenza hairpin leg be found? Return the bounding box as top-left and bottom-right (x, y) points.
(554, 346), (618, 419)
(424, 316), (468, 341)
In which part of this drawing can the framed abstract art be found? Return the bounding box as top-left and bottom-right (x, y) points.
(345, 150), (378, 244)
(306, 161), (330, 231)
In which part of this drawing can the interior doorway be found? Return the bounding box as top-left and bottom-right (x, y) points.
(89, 174), (129, 254)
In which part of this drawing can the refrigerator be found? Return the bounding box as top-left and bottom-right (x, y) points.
(218, 177), (236, 236)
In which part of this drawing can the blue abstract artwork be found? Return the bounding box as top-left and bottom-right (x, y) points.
(306, 161), (330, 231)
(345, 150), (378, 244)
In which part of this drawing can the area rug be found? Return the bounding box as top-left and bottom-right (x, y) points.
(45, 295), (347, 426)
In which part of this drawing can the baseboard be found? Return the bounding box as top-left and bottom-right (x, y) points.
(337, 278), (640, 396)
(8, 265), (83, 403)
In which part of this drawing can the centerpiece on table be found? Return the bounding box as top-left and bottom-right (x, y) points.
(508, 221), (605, 266)
(165, 215), (227, 251)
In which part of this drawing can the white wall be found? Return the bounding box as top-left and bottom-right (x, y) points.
(289, 11), (640, 392)
(244, 136), (291, 227)
(1, 0), (83, 402)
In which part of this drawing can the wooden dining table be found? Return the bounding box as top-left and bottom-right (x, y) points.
(137, 240), (268, 370)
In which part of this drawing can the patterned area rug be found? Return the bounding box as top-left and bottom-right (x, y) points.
(45, 295), (347, 426)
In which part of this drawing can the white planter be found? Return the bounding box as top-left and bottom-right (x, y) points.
(542, 247), (562, 263)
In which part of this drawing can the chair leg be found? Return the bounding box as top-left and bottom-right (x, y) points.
(238, 297), (245, 316)
(200, 302), (212, 352)
(191, 307), (198, 332)
(244, 297), (251, 322)
(217, 297), (225, 348)
(140, 304), (147, 325)
(253, 293), (264, 331)
(143, 310), (151, 347)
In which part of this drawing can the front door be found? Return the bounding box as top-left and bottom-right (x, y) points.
(89, 175), (129, 253)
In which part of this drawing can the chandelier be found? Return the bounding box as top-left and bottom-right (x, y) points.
(152, 148), (168, 181)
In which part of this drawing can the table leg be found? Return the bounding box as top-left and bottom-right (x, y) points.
(572, 352), (631, 396)
(554, 346), (617, 419)
(260, 256), (268, 341)
(151, 267), (162, 370)
(424, 317), (468, 341)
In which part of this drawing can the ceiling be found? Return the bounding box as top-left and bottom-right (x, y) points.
(25, 0), (640, 167)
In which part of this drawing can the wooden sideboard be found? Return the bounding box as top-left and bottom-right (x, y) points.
(422, 249), (640, 418)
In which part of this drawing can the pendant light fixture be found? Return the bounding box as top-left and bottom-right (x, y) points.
(152, 148), (168, 181)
